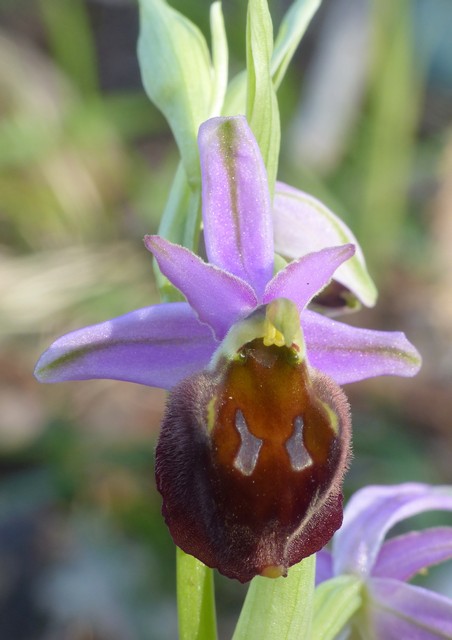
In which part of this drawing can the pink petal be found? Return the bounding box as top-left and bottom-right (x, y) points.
(145, 235), (257, 339)
(333, 484), (452, 578)
(301, 310), (422, 384)
(373, 527), (452, 582)
(368, 578), (452, 639)
(263, 245), (355, 312)
(316, 549), (334, 585)
(34, 302), (217, 389)
(198, 116), (274, 299)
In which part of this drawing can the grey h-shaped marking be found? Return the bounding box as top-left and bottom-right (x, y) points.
(234, 410), (263, 476)
(285, 416), (313, 471)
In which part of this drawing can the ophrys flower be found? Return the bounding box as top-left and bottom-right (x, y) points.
(35, 116), (421, 582)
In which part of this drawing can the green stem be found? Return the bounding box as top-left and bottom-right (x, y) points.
(232, 554), (316, 640)
(158, 163), (191, 245)
(312, 575), (362, 640)
(155, 163), (193, 301)
(177, 548), (218, 640)
(183, 187), (202, 252)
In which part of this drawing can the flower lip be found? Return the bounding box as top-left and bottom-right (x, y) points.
(156, 332), (352, 582)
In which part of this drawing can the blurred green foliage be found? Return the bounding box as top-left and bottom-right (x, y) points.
(1, 0), (452, 637)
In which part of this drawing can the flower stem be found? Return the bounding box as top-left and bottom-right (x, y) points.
(177, 547), (218, 640)
(232, 554), (316, 640)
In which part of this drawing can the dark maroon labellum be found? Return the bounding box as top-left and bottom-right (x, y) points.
(155, 338), (351, 583)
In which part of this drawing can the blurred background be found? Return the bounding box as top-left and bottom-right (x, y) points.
(1, 0), (451, 637)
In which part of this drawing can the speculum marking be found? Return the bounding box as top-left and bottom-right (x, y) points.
(234, 410), (263, 476)
(285, 416), (313, 471)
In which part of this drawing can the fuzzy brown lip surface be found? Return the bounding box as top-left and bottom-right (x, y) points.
(155, 338), (351, 582)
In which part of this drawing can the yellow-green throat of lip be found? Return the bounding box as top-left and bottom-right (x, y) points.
(209, 298), (306, 370)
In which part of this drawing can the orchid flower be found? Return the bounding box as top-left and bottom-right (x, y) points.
(316, 483), (452, 639)
(35, 115), (421, 582)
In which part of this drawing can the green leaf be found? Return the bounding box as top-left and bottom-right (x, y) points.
(177, 548), (217, 640)
(137, 0), (214, 188)
(272, 0), (322, 89)
(222, 69), (247, 117)
(210, 2), (229, 117)
(246, 0), (280, 196)
(224, 0), (322, 127)
(312, 575), (363, 640)
(232, 555), (316, 640)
